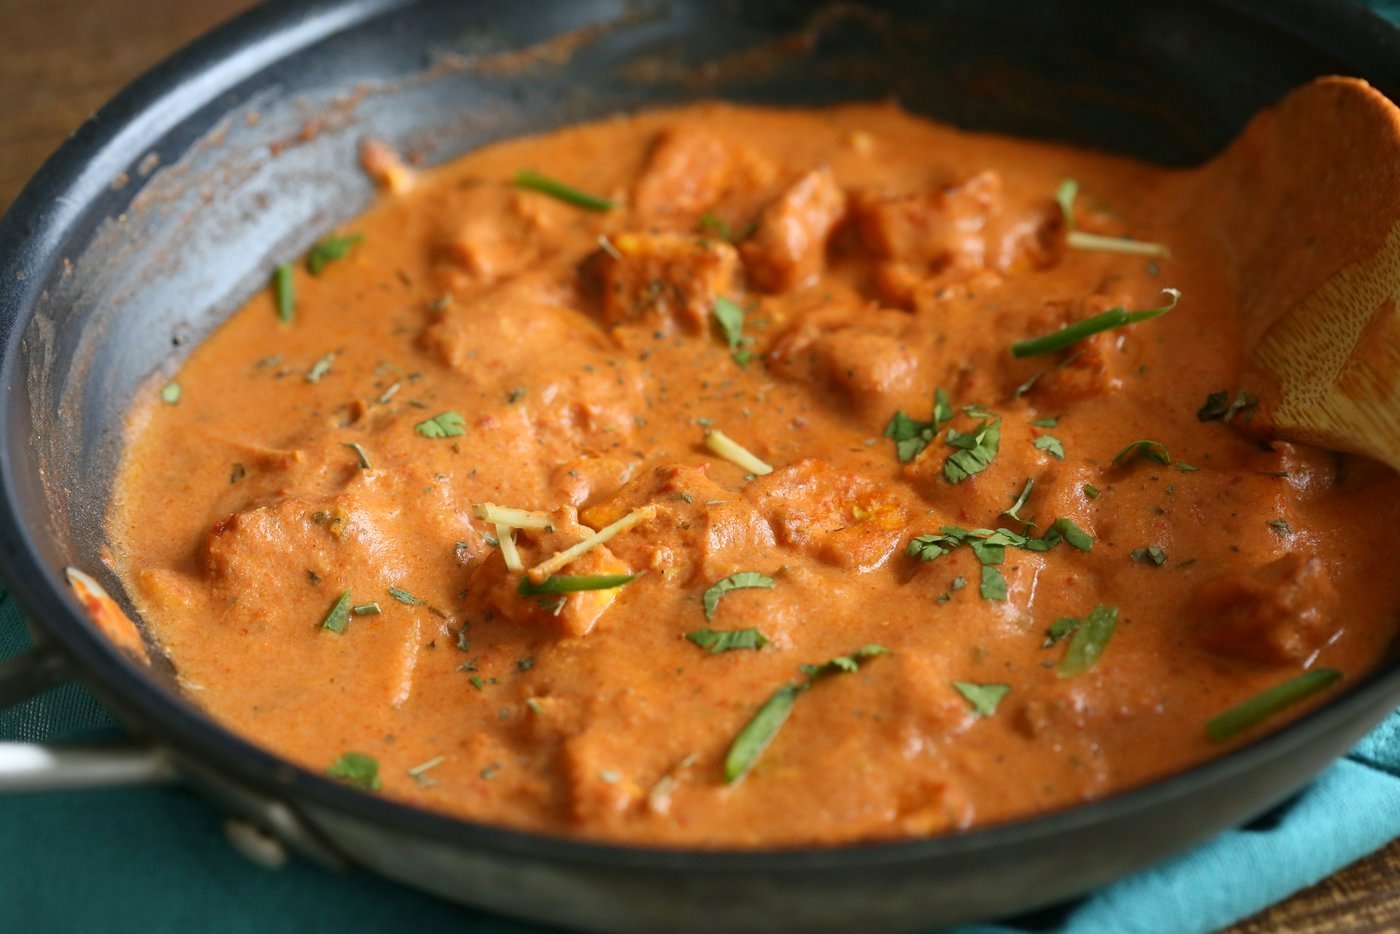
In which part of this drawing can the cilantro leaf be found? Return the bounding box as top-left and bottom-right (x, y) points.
(953, 681), (1011, 717)
(319, 590), (353, 635)
(702, 571), (776, 620)
(1051, 517), (1093, 552)
(1198, 389), (1259, 423)
(1058, 605), (1119, 677)
(884, 411), (936, 463)
(1268, 519), (1293, 536)
(906, 528), (968, 562)
(724, 646), (888, 783)
(944, 418), (1002, 483)
(713, 296), (745, 348)
(1112, 439), (1171, 468)
(414, 411), (466, 439)
(1043, 616), (1080, 648)
(1196, 391), (1231, 421)
(387, 587), (449, 619)
(884, 389), (953, 463)
(1033, 434), (1065, 459)
(980, 565), (1007, 601)
(388, 587), (425, 606)
(1130, 546), (1167, 566)
(326, 752), (381, 791)
(1002, 478), (1035, 523)
(687, 627), (770, 654)
(341, 441), (371, 470)
(306, 232), (364, 275)
(712, 297), (754, 367)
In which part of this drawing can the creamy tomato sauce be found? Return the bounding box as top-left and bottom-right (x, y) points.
(110, 78), (1400, 847)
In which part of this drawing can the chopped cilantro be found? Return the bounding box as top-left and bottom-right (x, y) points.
(980, 565), (1008, 601)
(326, 752), (380, 791)
(1083, 484), (1101, 499)
(1198, 389), (1259, 424)
(1112, 439), (1171, 468)
(1029, 416), (1059, 428)
(906, 528), (966, 562)
(1033, 435), (1065, 459)
(884, 411), (935, 462)
(341, 441), (371, 470)
(944, 418), (1001, 483)
(1058, 605), (1119, 677)
(724, 646), (888, 783)
(953, 681), (1011, 717)
(1197, 391), (1231, 421)
(320, 590), (352, 634)
(1268, 519), (1293, 536)
(712, 296), (753, 366)
(1130, 546), (1167, 566)
(414, 411), (466, 439)
(1002, 479), (1035, 523)
(306, 232), (364, 275)
(686, 627), (770, 654)
(1043, 616), (1080, 648)
(701, 571), (775, 621)
(1050, 517), (1093, 552)
(884, 389), (953, 463)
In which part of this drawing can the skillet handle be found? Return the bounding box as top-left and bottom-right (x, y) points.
(0, 644), (174, 790)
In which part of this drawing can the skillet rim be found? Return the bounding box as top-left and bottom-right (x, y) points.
(0, 0), (1396, 875)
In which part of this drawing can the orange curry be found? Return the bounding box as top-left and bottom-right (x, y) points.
(109, 77), (1400, 847)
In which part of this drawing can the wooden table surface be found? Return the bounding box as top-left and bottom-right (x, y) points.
(1, 0), (1397, 930)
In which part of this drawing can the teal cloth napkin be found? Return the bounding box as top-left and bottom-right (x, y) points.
(2, 590), (1399, 934)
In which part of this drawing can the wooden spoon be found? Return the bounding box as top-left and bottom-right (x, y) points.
(1247, 224), (1400, 471)
(1202, 77), (1400, 471)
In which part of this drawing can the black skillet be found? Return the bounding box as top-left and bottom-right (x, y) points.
(0, 1), (1396, 931)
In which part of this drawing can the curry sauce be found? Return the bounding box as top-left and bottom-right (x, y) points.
(109, 78), (1400, 847)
